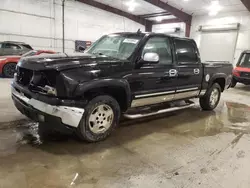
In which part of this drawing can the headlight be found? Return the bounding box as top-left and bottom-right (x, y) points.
(44, 85), (57, 96)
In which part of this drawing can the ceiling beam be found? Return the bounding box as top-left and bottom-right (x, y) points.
(153, 18), (182, 24)
(77, 0), (152, 26)
(142, 0), (192, 23)
(241, 0), (250, 12)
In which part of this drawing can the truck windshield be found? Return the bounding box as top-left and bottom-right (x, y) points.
(86, 34), (142, 60)
(239, 53), (250, 67)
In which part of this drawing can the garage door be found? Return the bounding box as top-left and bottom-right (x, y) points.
(199, 30), (238, 64)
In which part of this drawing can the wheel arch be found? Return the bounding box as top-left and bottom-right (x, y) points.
(209, 74), (226, 92)
(75, 79), (131, 112)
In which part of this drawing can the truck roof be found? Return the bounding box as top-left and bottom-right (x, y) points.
(112, 32), (192, 40)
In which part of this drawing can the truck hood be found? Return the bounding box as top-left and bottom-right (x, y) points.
(18, 53), (127, 71)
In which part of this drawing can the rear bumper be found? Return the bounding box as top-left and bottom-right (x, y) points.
(233, 76), (250, 84)
(11, 86), (85, 128)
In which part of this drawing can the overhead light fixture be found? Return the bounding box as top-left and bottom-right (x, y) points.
(207, 0), (222, 16)
(183, 0), (189, 2)
(209, 11), (218, 16)
(156, 16), (163, 22)
(128, 6), (135, 12)
(124, 0), (138, 12)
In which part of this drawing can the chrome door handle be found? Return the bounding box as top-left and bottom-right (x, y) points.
(194, 68), (200, 75)
(169, 69), (178, 77)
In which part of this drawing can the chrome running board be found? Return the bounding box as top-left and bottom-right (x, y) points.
(123, 102), (195, 119)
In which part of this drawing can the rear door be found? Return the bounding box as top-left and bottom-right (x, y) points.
(128, 36), (177, 107)
(174, 38), (203, 100)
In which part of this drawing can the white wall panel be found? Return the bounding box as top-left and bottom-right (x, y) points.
(0, 0), (144, 53)
(152, 23), (186, 37)
(190, 11), (250, 66)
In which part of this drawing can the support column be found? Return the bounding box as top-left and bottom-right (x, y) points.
(145, 21), (153, 32)
(185, 21), (191, 38)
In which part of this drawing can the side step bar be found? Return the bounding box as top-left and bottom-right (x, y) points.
(123, 102), (195, 119)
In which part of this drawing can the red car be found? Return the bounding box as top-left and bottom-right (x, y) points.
(0, 50), (56, 78)
(232, 50), (250, 87)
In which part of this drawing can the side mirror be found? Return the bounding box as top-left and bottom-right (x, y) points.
(143, 52), (159, 63)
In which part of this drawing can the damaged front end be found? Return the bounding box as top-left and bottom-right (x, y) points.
(17, 67), (58, 96)
(11, 63), (86, 129)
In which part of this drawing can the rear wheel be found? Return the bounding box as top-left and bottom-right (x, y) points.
(199, 83), (221, 111)
(76, 95), (121, 142)
(231, 78), (237, 88)
(3, 63), (16, 78)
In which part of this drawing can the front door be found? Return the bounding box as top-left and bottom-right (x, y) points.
(128, 36), (177, 107)
(174, 38), (203, 100)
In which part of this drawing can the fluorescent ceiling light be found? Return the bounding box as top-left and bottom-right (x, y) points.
(124, 0), (138, 12)
(156, 16), (163, 22)
(207, 0), (222, 16)
(124, 0), (138, 8)
(209, 11), (218, 16)
(128, 6), (135, 12)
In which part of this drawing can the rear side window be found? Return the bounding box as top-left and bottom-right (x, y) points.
(5, 43), (21, 50)
(175, 39), (197, 63)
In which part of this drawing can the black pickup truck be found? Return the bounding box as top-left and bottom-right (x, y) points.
(11, 32), (233, 142)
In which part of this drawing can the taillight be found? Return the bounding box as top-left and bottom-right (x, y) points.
(232, 69), (240, 77)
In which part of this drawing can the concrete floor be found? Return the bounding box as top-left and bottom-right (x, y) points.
(0, 78), (26, 124)
(0, 82), (250, 188)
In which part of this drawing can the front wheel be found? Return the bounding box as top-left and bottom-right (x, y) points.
(76, 95), (121, 142)
(199, 83), (221, 111)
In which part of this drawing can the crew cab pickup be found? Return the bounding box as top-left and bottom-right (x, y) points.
(11, 32), (233, 142)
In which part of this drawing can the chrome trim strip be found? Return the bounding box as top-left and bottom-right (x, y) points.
(199, 89), (207, 96)
(12, 86), (84, 128)
(132, 94), (174, 107)
(124, 103), (195, 119)
(176, 87), (199, 92)
(174, 91), (199, 100)
(135, 90), (175, 99)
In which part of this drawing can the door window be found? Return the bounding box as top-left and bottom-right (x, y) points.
(5, 43), (21, 50)
(175, 39), (197, 63)
(0, 43), (2, 48)
(142, 37), (172, 65)
(239, 53), (250, 67)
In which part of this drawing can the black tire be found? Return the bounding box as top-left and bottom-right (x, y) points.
(199, 83), (221, 111)
(3, 63), (17, 78)
(76, 95), (121, 142)
(231, 78), (237, 88)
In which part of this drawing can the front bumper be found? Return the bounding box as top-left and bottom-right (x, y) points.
(233, 76), (250, 84)
(11, 86), (85, 128)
